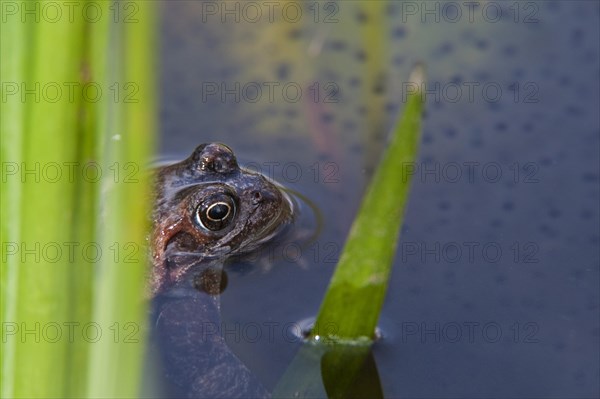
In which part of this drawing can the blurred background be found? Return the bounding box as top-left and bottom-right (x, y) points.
(158, 1), (599, 397)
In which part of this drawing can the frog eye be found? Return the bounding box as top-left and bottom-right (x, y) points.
(195, 194), (236, 231)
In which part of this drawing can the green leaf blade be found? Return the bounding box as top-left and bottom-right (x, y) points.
(86, 2), (157, 397)
(312, 65), (425, 341)
(7, 13), (86, 398)
(1, 2), (157, 397)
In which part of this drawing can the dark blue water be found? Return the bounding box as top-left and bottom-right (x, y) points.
(159, 1), (599, 397)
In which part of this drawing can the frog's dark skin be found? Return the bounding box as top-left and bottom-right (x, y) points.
(150, 142), (293, 295)
(149, 143), (293, 398)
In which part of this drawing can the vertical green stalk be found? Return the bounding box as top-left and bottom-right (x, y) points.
(1, 1), (156, 397)
(66, 4), (97, 396)
(86, 2), (156, 397)
(6, 5), (85, 398)
(360, 1), (390, 173)
(0, 2), (27, 396)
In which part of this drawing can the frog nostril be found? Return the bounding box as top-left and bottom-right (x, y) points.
(252, 191), (262, 204)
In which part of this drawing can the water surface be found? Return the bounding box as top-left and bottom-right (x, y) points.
(159, 2), (599, 397)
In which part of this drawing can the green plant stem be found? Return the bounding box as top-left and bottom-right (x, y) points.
(311, 65), (425, 342)
(274, 66), (425, 397)
(86, 2), (156, 397)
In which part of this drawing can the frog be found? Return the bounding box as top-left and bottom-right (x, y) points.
(150, 142), (294, 295)
(149, 143), (294, 398)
